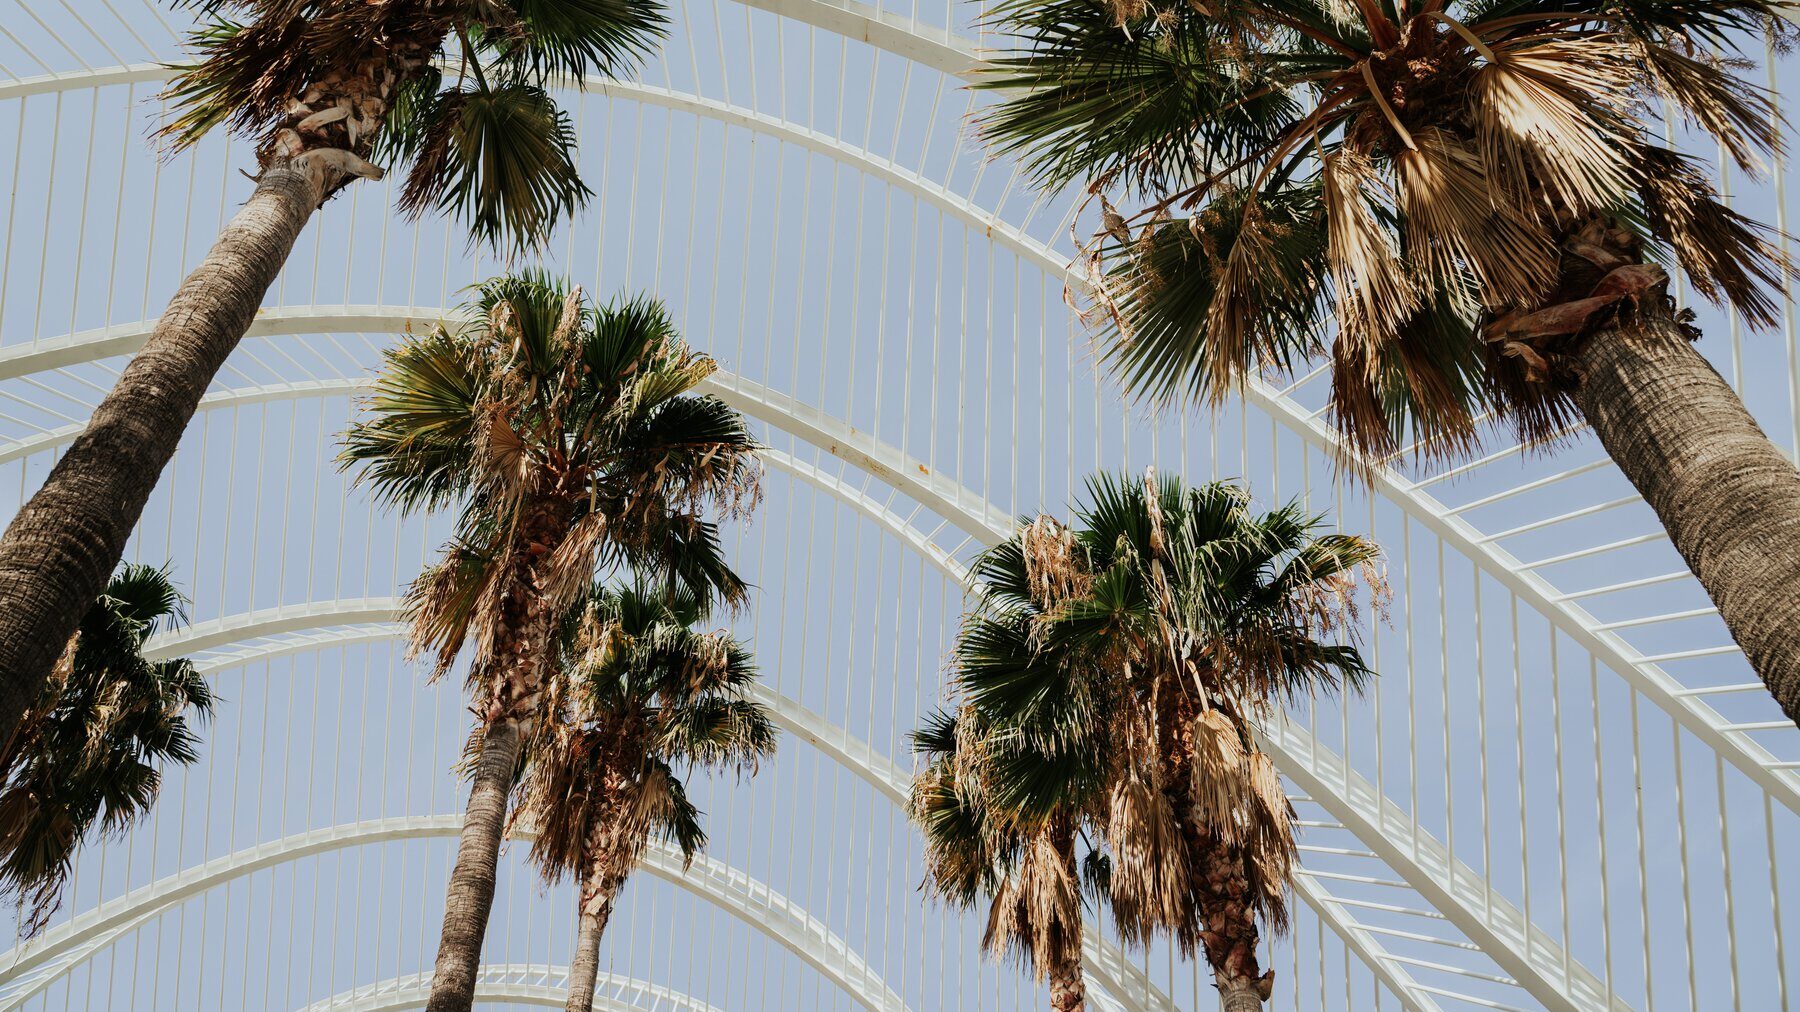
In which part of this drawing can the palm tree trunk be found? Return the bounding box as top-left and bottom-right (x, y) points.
(1046, 946), (1086, 1012)
(428, 717), (523, 1012)
(1217, 979), (1264, 1012)
(0, 163), (325, 754)
(564, 864), (623, 1012)
(1572, 309), (1800, 727)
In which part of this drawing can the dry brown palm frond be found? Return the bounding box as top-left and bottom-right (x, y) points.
(1393, 129), (1553, 313)
(1321, 149), (1420, 369)
(984, 831), (1083, 979)
(538, 509), (610, 616)
(470, 397), (531, 504)
(1188, 707), (1249, 844)
(1020, 516), (1092, 612)
(1106, 778), (1193, 940)
(1473, 37), (1641, 218)
(1201, 195), (1296, 397)
(1639, 147), (1796, 329)
(617, 762), (675, 855)
(1633, 41), (1778, 175)
(1245, 751), (1298, 933)
(403, 551), (501, 680)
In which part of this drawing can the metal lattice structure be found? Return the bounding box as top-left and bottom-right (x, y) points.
(0, 1), (1796, 1008)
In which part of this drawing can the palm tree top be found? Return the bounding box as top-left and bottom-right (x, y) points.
(0, 564), (213, 935)
(976, 0), (1795, 460)
(969, 472), (1380, 716)
(163, 0), (668, 248)
(518, 581), (777, 882)
(340, 274), (761, 680)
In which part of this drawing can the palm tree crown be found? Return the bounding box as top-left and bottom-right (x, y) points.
(166, 0), (667, 247)
(0, 565), (212, 935)
(518, 581), (776, 886)
(977, 0), (1791, 460)
(341, 273), (760, 717)
(514, 581), (775, 1011)
(917, 472), (1381, 1008)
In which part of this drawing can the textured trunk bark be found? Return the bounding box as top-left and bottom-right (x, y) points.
(0, 164), (323, 754)
(1046, 954), (1086, 1012)
(564, 865), (622, 1012)
(1218, 979), (1265, 1012)
(427, 718), (524, 1012)
(1572, 313), (1800, 726)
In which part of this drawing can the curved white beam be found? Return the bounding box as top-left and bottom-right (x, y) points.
(0, 308), (1013, 543)
(20, 304), (1603, 1008)
(0, 0), (1782, 826)
(154, 609), (1168, 1012)
(295, 964), (725, 1012)
(0, 819), (909, 1012)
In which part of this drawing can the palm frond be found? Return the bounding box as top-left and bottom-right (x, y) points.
(490, 0), (669, 82)
(392, 82), (590, 251)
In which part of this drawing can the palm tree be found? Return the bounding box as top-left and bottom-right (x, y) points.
(0, 564), (212, 936)
(339, 274), (760, 1012)
(0, 0), (667, 756)
(930, 472), (1378, 1009)
(974, 0), (1800, 722)
(515, 581), (776, 1012)
(911, 706), (1102, 1012)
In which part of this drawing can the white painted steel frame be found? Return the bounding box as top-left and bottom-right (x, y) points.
(2, 304), (1604, 1011)
(296, 964), (725, 1012)
(294, 964), (726, 1012)
(3, 5), (1786, 1004)
(0, 820), (911, 1012)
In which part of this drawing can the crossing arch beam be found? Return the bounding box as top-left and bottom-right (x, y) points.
(0, 819), (908, 1012)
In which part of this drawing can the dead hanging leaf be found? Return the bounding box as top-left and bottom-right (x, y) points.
(1201, 196), (1290, 394)
(982, 831), (1083, 979)
(1472, 37), (1641, 217)
(1392, 128), (1552, 313)
(1321, 149), (1420, 376)
(1189, 707), (1250, 844)
(1107, 778), (1193, 940)
(1019, 516), (1091, 612)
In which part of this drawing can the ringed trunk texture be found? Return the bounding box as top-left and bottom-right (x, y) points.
(0, 164), (324, 753)
(429, 511), (568, 1012)
(564, 864), (624, 1012)
(1218, 979), (1265, 1012)
(1046, 947), (1086, 1012)
(427, 718), (524, 1012)
(1572, 312), (1800, 727)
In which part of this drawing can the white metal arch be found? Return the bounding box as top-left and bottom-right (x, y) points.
(2, 62), (1778, 825)
(10, 304), (1599, 1009)
(295, 964), (727, 1012)
(0, 308), (1014, 543)
(147, 608), (1177, 1012)
(0, 819), (909, 1012)
(0, 38), (1745, 1009)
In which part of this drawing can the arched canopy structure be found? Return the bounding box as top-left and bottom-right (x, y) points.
(0, 1), (1797, 1010)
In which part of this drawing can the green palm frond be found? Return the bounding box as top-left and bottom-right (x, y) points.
(161, 0), (668, 250)
(338, 325), (485, 514)
(489, 0), (669, 82)
(0, 565), (210, 936)
(394, 82), (590, 251)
